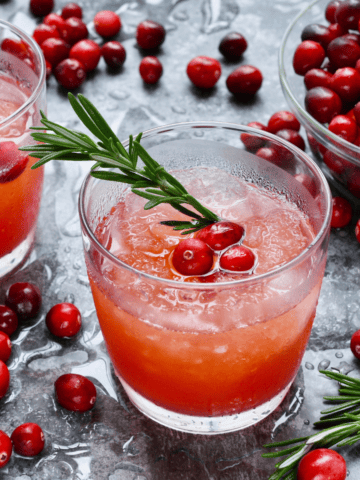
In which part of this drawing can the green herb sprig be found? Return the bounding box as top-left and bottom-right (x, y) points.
(21, 93), (220, 234)
(263, 369), (360, 479)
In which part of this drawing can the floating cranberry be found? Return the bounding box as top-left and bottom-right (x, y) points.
(326, 0), (342, 23)
(5, 282), (42, 320)
(240, 122), (269, 150)
(355, 218), (360, 242)
(0, 332), (11, 363)
(0, 361), (9, 399)
(226, 65), (263, 95)
(219, 245), (256, 272)
(327, 36), (360, 68)
(267, 110), (301, 133)
(335, 0), (360, 29)
(41, 37), (70, 67)
(196, 222), (244, 251)
(0, 431), (12, 468)
(70, 39), (101, 72)
(330, 67), (360, 102)
(304, 68), (332, 90)
(46, 303), (81, 337)
(275, 129), (306, 150)
(44, 13), (66, 30)
(297, 448), (346, 480)
(305, 87), (342, 123)
(30, 0), (54, 17)
(328, 114), (358, 142)
(0, 142), (29, 183)
(172, 238), (214, 276)
(61, 2), (82, 19)
(55, 373), (97, 412)
(60, 17), (88, 45)
(54, 58), (86, 89)
(136, 20), (166, 50)
(11, 423), (44, 457)
(255, 146), (283, 166)
(301, 23), (334, 49)
(293, 40), (325, 76)
(139, 56), (163, 84)
(33, 23), (60, 45)
(186, 56), (221, 89)
(101, 41), (126, 68)
(94, 10), (121, 38)
(218, 32), (247, 60)
(0, 306), (18, 337)
(331, 196), (352, 227)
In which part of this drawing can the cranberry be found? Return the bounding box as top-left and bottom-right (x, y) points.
(30, 0), (54, 17)
(240, 122), (269, 150)
(292, 40), (325, 76)
(335, 0), (360, 29)
(0, 332), (11, 363)
(54, 58), (86, 89)
(267, 110), (301, 133)
(347, 169), (360, 196)
(0, 361), (9, 399)
(275, 129), (306, 150)
(219, 245), (256, 272)
(218, 32), (247, 60)
(1, 38), (34, 62)
(55, 373), (97, 412)
(101, 41), (126, 68)
(139, 56), (163, 84)
(305, 87), (342, 123)
(327, 22), (347, 39)
(326, 0), (342, 23)
(354, 101), (360, 125)
(70, 39), (101, 72)
(45, 59), (52, 79)
(294, 173), (317, 196)
(327, 36), (360, 68)
(0, 142), (29, 183)
(33, 23), (60, 45)
(0, 306), (18, 336)
(351, 329), (360, 358)
(355, 218), (360, 242)
(226, 65), (263, 95)
(44, 13), (66, 30)
(136, 20), (166, 50)
(328, 114), (358, 142)
(343, 32), (360, 44)
(11, 423), (44, 457)
(172, 238), (214, 276)
(323, 149), (347, 175)
(195, 222), (244, 251)
(5, 282), (42, 320)
(61, 2), (82, 19)
(331, 196), (352, 227)
(255, 146), (283, 166)
(304, 68), (332, 90)
(46, 303), (81, 337)
(297, 448), (346, 480)
(0, 431), (12, 468)
(186, 56), (221, 89)
(94, 10), (121, 38)
(330, 67), (360, 102)
(301, 23), (335, 49)
(60, 17), (88, 46)
(41, 37), (70, 67)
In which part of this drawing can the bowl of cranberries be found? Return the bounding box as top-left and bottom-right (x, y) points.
(279, 0), (360, 202)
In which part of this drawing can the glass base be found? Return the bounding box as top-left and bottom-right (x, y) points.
(0, 228), (36, 281)
(119, 377), (293, 434)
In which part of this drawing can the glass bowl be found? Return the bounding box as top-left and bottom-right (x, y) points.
(279, 0), (360, 204)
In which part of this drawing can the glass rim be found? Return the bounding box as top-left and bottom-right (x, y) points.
(78, 120), (332, 288)
(0, 19), (46, 129)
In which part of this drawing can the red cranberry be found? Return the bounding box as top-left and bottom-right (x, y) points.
(186, 56), (221, 89)
(0, 332), (11, 363)
(30, 0), (54, 17)
(46, 303), (81, 337)
(226, 65), (263, 95)
(255, 146), (283, 166)
(1, 38), (34, 62)
(55, 373), (97, 412)
(219, 245), (256, 272)
(70, 39), (101, 72)
(305, 87), (342, 123)
(101, 41), (126, 68)
(44, 13), (66, 30)
(0, 142), (29, 183)
(139, 56), (163, 84)
(41, 37), (70, 67)
(292, 40), (325, 76)
(335, 0), (360, 29)
(195, 222), (244, 251)
(328, 114), (358, 142)
(297, 449), (346, 480)
(353, 100), (360, 125)
(5, 282), (42, 320)
(323, 149), (346, 175)
(327, 22), (347, 39)
(331, 196), (352, 227)
(294, 173), (317, 197)
(351, 329), (360, 358)
(347, 169), (360, 196)
(60, 17), (88, 46)
(267, 110), (301, 133)
(343, 32), (360, 43)
(33, 23), (60, 45)
(330, 67), (360, 102)
(301, 23), (335, 49)
(275, 129), (306, 150)
(304, 68), (332, 90)
(0, 361), (9, 399)
(45, 59), (52, 79)
(240, 122), (269, 150)
(218, 32), (247, 60)
(355, 218), (360, 242)
(61, 2), (82, 19)
(11, 423), (44, 457)
(94, 10), (121, 38)
(327, 36), (360, 68)
(0, 306), (18, 337)
(0, 431), (12, 468)
(326, 0), (342, 23)
(136, 20), (166, 50)
(172, 238), (214, 276)
(54, 58), (86, 89)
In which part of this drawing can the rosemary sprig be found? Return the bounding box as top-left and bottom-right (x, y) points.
(263, 369), (360, 479)
(21, 93), (220, 234)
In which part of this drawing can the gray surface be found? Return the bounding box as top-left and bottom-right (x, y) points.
(1, 0), (360, 478)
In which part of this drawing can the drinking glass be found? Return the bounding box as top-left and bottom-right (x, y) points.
(79, 122), (331, 434)
(0, 20), (46, 279)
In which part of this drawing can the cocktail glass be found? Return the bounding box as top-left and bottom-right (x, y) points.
(79, 122), (331, 434)
(0, 20), (46, 279)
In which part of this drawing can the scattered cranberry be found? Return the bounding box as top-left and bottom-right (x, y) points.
(351, 329), (360, 359)
(60, 17), (88, 46)
(41, 37), (70, 67)
(355, 218), (360, 242)
(0, 142), (29, 183)
(0, 361), (10, 399)
(0, 332), (11, 363)
(0, 306), (18, 337)
(305, 87), (342, 123)
(43, 13), (66, 30)
(196, 222), (244, 251)
(330, 67), (360, 102)
(301, 23), (335, 49)
(30, 0), (54, 17)
(33, 23), (60, 45)
(327, 36), (360, 68)
(139, 56), (163, 84)
(335, 0), (360, 29)
(240, 122), (269, 150)
(61, 2), (82, 20)
(218, 32), (247, 60)
(55, 373), (97, 412)
(46, 303), (81, 337)
(226, 65), (263, 96)
(328, 115), (358, 142)
(275, 129), (306, 150)
(304, 68), (332, 90)
(326, 0), (342, 23)
(5, 282), (42, 320)
(94, 10), (121, 38)
(292, 40), (325, 75)
(11, 423), (44, 457)
(54, 58), (86, 89)
(70, 39), (101, 72)
(297, 448), (346, 480)
(267, 110), (301, 134)
(331, 196), (352, 228)
(101, 41), (126, 68)
(172, 238), (214, 276)
(186, 56), (221, 89)
(136, 20), (166, 50)
(219, 245), (256, 272)
(0, 431), (12, 468)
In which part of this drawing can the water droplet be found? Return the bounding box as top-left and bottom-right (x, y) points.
(335, 361), (354, 375)
(304, 419), (310, 425)
(318, 359), (330, 371)
(305, 362), (314, 370)
(194, 130), (204, 137)
(64, 293), (75, 304)
(64, 246), (71, 253)
(171, 105), (186, 114)
(335, 352), (344, 358)
(77, 275), (89, 286)
(109, 90), (130, 101)
(173, 10), (188, 21)
(73, 260), (82, 270)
